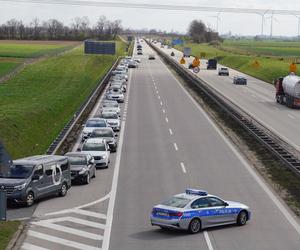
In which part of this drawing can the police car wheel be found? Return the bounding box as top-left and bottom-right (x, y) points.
(188, 218), (201, 234)
(26, 192), (34, 207)
(59, 183), (68, 197)
(237, 211), (247, 226)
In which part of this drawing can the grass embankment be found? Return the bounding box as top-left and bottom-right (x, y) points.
(0, 40), (126, 158)
(0, 221), (21, 249)
(0, 41), (79, 78)
(175, 41), (295, 83)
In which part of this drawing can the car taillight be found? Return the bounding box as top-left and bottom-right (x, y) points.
(169, 212), (183, 217)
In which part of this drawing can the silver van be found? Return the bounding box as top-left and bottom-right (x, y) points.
(0, 155), (71, 206)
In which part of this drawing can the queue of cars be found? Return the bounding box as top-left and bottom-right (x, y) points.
(0, 56), (137, 207)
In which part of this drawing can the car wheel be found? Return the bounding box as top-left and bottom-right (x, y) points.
(237, 210), (248, 226)
(26, 192), (35, 207)
(85, 173), (90, 185)
(188, 218), (201, 234)
(59, 182), (68, 197)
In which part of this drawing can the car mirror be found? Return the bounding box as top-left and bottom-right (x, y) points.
(82, 124), (85, 127)
(115, 133), (118, 137)
(77, 148), (81, 152)
(89, 159), (95, 164)
(32, 175), (40, 181)
(224, 202), (229, 206)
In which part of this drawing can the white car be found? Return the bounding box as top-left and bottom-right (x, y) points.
(80, 138), (110, 168)
(100, 111), (120, 131)
(81, 118), (108, 141)
(101, 101), (121, 114)
(106, 90), (124, 103)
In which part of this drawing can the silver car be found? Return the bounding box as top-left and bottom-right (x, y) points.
(99, 111), (120, 131)
(151, 189), (251, 234)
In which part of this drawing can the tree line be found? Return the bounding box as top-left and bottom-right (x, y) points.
(188, 20), (222, 43)
(0, 16), (122, 41)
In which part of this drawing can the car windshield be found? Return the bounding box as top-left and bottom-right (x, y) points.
(101, 113), (118, 119)
(0, 164), (34, 179)
(68, 156), (87, 165)
(82, 143), (106, 151)
(91, 130), (113, 138)
(86, 120), (106, 127)
(161, 196), (191, 208)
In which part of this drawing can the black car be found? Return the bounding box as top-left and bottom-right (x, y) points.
(65, 152), (96, 184)
(233, 76), (247, 85)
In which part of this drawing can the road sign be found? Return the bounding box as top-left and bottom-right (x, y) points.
(0, 191), (6, 221)
(84, 40), (116, 55)
(180, 57), (186, 64)
(172, 39), (183, 46)
(193, 67), (200, 73)
(290, 62), (297, 73)
(192, 57), (200, 67)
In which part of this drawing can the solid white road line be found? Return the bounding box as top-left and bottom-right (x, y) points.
(180, 162), (187, 173)
(158, 57), (300, 235)
(173, 143), (178, 151)
(165, 117), (169, 123)
(204, 231), (214, 250)
(102, 69), (132, 250)
(169, 128), (173, 135)
(27, 231), (100, 250)
(288, 114), (296, 119)
(22, 243), (49, 250)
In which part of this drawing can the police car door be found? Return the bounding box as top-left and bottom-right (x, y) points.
(190, 197), (212, 228)
(206, 197), (233, 225)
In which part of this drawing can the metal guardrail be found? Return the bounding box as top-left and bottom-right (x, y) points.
(46, 56), (121, 155)
(148, 41), (300, 177)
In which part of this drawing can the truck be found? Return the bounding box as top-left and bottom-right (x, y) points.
(207, 59), (217, 70)
(183, 47), (191, 57)
(275, 73), (300, 108)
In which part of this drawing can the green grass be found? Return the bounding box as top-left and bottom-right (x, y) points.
(0, 221), (21, 250)
(0, 58), (24, 77)
(0, 41), (126, 158)
(175, 42), (291, 83)
(223, 40), (300, 57)
(0, 42), (77, 58)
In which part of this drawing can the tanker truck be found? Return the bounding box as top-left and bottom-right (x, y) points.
(275, 73), (300, 108)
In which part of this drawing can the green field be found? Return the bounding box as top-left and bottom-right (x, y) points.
(0, 41), (79, 58)
(0, 221), (21, 249)
(0, 41), (126, 158)
(0, 57), (24, 77)
(175, 41), (293, 83)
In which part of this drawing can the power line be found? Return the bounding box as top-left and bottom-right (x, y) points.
(1, 0), (300, 16)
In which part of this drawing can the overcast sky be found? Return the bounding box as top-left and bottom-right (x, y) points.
(1, 0), (300, 36)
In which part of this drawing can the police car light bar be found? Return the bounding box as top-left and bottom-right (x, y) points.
(186, 189), (208, 196)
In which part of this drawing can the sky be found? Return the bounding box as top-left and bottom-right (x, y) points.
(1, 0), (300, 36)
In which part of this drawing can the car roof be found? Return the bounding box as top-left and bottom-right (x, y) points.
(87, 118), (106, 122)
(85, 138), (106, 144)
(92, 127), (113, 132)
(101, 111), (118, 115)
(14, 155), (67, 165)
(174, 192), (217, 201)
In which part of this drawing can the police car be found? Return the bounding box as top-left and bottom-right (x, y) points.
(151, 189), (251, 234)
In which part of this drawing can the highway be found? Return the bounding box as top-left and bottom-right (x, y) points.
(16, 41), (300, 250)
(108, 42), (300, 249)
(155, 43), (300, 153)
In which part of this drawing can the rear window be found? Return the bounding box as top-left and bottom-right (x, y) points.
(161, 196), (191, 208)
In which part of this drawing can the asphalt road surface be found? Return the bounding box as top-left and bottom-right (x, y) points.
(108, 42), (300, 250)
(156, 43), (300, 153)
(17, 41), (300, 250)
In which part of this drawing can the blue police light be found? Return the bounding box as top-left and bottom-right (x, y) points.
(186, 189), (208, 196)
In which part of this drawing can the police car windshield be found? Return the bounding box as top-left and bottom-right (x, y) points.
(83, 143), (106, 151)
(86, 120), (106, 128)
(0, 164), (34, 179)
(161, 196), (191, 208)
(68, 156), (87, 165)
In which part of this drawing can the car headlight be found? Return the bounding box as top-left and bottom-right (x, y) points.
(15, 183), (27, 191)
(79, 168), (87, 175)
(102, 155), (107, 159)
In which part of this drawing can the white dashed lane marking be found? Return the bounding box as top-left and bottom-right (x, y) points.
(180, 162), (187, 173)
(169, 128), (173, 135)
(173, 143), (178, 151)
(165, 117), (169, 123)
